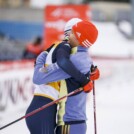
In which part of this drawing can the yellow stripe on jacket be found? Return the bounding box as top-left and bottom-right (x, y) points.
(57, 80), (68, 126)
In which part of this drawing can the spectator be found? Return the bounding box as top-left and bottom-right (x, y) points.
(23, 37), (43, 59)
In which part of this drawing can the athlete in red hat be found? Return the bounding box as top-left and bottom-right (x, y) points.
(71, 20), (98, 48)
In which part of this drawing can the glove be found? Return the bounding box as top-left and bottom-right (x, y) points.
(90, 65), (100, 81)
(83, 80), (93, 93)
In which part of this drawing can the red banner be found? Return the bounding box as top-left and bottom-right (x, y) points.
(44, 5), (91, 50)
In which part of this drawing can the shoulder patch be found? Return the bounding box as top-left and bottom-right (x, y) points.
(64, 43), (71, 48)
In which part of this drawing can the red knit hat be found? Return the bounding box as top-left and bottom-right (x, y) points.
(72, 20), (98, 48)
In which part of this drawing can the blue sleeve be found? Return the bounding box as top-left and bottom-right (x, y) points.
(33, 51), (71, 85)
(56, 44), (89, 86)
(33, 45), (90, 85)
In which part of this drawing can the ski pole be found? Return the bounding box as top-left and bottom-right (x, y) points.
(0, 88), (83, 130)
(93, 81), (97, 134)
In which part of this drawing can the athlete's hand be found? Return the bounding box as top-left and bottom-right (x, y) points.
(90, 65), (100, 80)
(83, 81), (93, 93)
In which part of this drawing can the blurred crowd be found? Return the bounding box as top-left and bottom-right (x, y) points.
(0, 34), (43, 61)
(0, 0), (133, 61)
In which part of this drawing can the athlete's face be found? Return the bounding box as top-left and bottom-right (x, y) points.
(68, 30), (79, 47)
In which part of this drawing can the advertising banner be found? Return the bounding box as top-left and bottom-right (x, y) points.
(0, 60), (34, 113)
(44, 5), (91, 50)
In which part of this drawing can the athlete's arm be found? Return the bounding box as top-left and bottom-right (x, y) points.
(33, 51), (70, 85)
(56, 44), (89, 86)
(33, 46), (91, 85)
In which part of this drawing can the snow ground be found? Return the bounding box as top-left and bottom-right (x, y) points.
(86, 59), (134, 134)
(0, 22), (134, 134)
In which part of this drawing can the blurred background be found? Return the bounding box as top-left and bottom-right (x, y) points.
(0, 0), (134, 134)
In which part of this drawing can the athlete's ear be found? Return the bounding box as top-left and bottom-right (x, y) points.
(71, 29), (73, 34)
